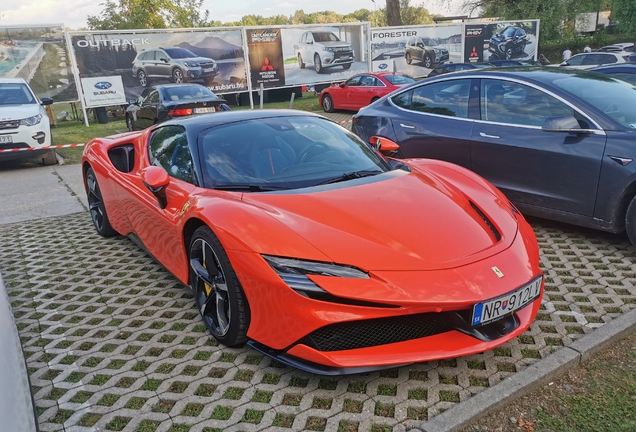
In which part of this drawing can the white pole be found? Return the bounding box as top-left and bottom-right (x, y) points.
(260, 83), (264, 109)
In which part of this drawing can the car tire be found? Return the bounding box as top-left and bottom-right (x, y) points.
(314, 54), (323, 74)
(125, 114), (134, 131)
(505, 47), (513, 60)
(625, 196), (636, 245)
(85, 167), (117, 237)
(424, 54), (432, 68)
(41, 149), (58, 166)
(370, 96), (379, 104)
(189, 225), (250, 347)
(298, 53), (305, 69)
(172, 68), (184, 84)
(137, 70), (148, 87)
(322, 94), (334, 113)
(342, 63), (352, 70)
(405, 52), (412, 65)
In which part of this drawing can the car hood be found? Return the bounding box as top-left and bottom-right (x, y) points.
(242, 169), (517, 271)
(179, 56), (215, 63)
(320, 41), (353, 49)
(0, 104), (41, 120)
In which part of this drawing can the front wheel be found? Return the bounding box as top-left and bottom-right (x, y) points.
(85, 167), (117, 237)
(405, 53), (412, 65)
(172, 68), (184, 83)
(322, 94), (334, 113)
(314, 54), (323, 74)
(137, 70), (148, 87)
(505, 47), (513, 60)
(342, 63), (352, 70)
(423, 54), (432, 69)
(298, 53), (305, 69)
(625, 197), (636, 245)
(189, 226), (250, 347)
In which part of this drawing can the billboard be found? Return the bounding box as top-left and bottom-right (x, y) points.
(370, 25), (462, 78)
(463, 20), (539, 63)
(246, 23), (369, 89)
(67, 28), (248, 107)
(0, 24), (77, 102)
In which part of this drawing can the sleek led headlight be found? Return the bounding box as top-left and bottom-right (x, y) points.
(184, 61), (200, 67)
(20, 114), (42, 126)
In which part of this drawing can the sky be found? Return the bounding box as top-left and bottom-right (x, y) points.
(1, 0), (465, 31)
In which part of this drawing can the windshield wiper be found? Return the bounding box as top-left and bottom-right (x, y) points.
(316, 170), (382, 186)
(212, 184), (290, 192)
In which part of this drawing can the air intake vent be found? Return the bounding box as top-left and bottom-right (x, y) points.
(108, 144), (135, 173)
(469, 201), (501, 242)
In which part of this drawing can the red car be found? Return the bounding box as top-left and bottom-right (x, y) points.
(82, 109), (543, 375)
(319, 72), (415, 113)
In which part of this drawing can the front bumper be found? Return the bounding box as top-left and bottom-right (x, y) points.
(321, 50), (354, 67)
(0, 124), (52, 161)
(187, 66), (219, 79)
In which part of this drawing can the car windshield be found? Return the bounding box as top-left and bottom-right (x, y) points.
(500, 27), (516, 37)
(198, 116), (391, 190)
(424, 39), (439, 47)
(164, 86), (217, 101)
(541, 73), (636, 128)
(384, 74), (416, 85)
(0, 83), (36, 105)
(164, 48), (198, 59)
(313, 32), (340, 42)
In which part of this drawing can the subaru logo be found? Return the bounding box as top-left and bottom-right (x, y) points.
(378, 63), (388, 70)
(94, 81), (112, 90)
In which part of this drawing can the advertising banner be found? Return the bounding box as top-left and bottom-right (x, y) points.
(245, 23), (369, 89)
(67, 28), (248, 107)
(0, 24), (77, 102)
(463, 20), (539, 62)
(81, 76), (127, 108)
(371, 25), (462, 78)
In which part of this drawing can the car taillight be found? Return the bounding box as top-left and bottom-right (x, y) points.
(169, 108), (193, 116)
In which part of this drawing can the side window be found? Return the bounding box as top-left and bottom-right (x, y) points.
(138, 88), (152, 104)
(602, 54), (618, 64)
(480, 79), (574, 126)
(360, 76), (375, 86)
(147, 90), (160, 104)
(566, 55), (585, 65)
(345, 76), (362, 87)
(409, 79), (471, 118)
(149, 126), (196, 184)
(392, 90), (412, 108)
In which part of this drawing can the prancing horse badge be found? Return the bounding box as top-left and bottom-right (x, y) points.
(491, 266), (504, 278)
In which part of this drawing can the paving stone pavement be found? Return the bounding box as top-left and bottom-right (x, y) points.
(2, 209), (635, 432)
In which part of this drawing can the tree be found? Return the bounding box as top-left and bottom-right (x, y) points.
(611, 0), (636, 33)
(87, 0), (209, 30)
(400, 0), (435, 26)
(386, 0), (402, 26)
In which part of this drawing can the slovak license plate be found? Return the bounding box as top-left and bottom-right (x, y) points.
(194, 107), (215, 114)
(471, 275), (543, 326)
(0, 135), (13, 144)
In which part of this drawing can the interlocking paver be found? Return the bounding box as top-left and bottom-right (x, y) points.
(2, 208), (635, 431)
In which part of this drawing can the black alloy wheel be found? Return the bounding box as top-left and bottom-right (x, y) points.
(85, 167), (117, 237)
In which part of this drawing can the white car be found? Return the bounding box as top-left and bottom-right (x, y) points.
(0, 78), (56, 165)
(557, 52), (629, 70)
(294, 31), (354, 74)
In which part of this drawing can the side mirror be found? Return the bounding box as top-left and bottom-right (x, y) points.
(40, 97), (53, 106)
(541, 115), (586, 133)
(141, 166), (170, 209)
(370, 136), (400, 155)
(159, 57), (168, 63)
(339, 82), (346, 88)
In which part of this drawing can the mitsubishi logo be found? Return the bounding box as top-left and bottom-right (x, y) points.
(491, 266), (504, 278)
(261, 58), (274, 71)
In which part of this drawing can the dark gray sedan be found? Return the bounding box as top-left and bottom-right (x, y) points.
(352, 67), (636, 244)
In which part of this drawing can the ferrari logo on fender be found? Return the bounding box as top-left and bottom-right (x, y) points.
(491, 266), (504, 278)
(180, 201), (190, 216)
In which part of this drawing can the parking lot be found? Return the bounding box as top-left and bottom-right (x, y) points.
(1, 154), (635, 432)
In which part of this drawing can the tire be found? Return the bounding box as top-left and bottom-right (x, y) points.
(405, 52), (412, 65)
(172, 68), (184, 84)
(125, 114), (134, 131)
(625, 196), (636, 245)
(423, 54), (432, 69)
(298, 53), (305, 69)
(342, 63), (352, 70)
(505, 47), (513, 60)
(41, 149), (58, 166)
(314, 54), (323, 74)
(189, 226), (250, 347)
(85, 167), (117, 237)
(322, 94), (334, 113)
(137, 70), (148, 87)
(370, 96), (379, 104)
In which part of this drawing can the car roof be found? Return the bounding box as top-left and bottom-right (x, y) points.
(589, 64), (636, 73)
(0, 77), (28, 84)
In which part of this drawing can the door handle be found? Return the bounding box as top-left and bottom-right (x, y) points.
(400, 123), (415, 129)
(479, 132), (500, 139)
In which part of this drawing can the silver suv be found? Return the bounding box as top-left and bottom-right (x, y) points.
(294, 31), (354, 74)
(131, 47), (218, 87)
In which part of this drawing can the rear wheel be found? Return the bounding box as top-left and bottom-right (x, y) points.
(137, 70), (148, 87)
(370, 96), (379, 104)
(322, 94), (334, 113)
(85, 167), (117, 237)
(189, 226), (250, 346)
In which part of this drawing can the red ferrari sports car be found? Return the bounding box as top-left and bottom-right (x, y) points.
(82, 109), (543, 375)
(319, 72), (415, 113)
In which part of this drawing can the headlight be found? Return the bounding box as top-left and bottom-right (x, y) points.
(434, 49), (440, 53)
(183, 61), (199, 67)
(20, 114), (42, 126)
(324, 47), (337, 52)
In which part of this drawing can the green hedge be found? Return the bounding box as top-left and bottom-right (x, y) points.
(538, 32), (636, 64)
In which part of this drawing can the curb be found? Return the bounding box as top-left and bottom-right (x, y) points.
(411, 307), (636, 432)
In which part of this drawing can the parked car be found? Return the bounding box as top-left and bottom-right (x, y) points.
(0, 77), (56, 165)
(427, 62), (493, 77)
(82, 109), (543, 374)
(352, 67), (636, 244)
(294, 31), (354, 74)
(404, 36), (449, 68)
(590, 63), (636, 85)
(131, 47), (219, 87)
(125, 84), (229, 131)
(597, 42), (634, 53)
(488, 26), (531, 60)
(488, 59), (540, 67)
(319, 72), (415, 112)
(557, 52), (629, 70)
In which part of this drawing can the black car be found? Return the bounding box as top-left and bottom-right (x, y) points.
(427, 62), (493, 77)
(488, 26), (530, 60)
(488, 59), (539, 67)
(352, 67), (636, 244)
(125, 84), (229, 131)
(590, 63), (636, 85)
